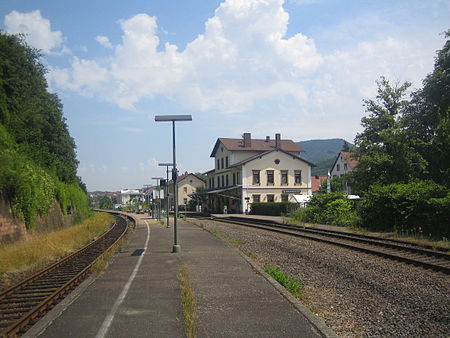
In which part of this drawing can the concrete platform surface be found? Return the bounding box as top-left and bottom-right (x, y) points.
(27, 215), (335, 338)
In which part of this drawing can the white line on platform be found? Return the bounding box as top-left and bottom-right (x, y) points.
(95, 220), (150, 338)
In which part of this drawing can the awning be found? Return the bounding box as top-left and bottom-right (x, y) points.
(290, 194), (312, 203)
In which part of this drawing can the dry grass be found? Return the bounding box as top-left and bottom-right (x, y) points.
(0, 213), (113, 279)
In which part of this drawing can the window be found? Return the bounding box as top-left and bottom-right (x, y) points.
(217, 159), (220, 170)
(226, 156), (229, 168)
(337, 164), (340, 171)
(232, 172), (236, 185)
(226, 175), (229, 186)
(267, 194), (275, 202)
(281, 194), (288, 202)
(183, 198), (188, 205)
(281, 170), (288, 185)
(221, 158), (224, 169)
(253, 194), (260, 202)
(294, 170), (302, 185)
(217, 176), (220, 187)
(267, 170), (274, 185)
(183, 187), (187, 193)
(253, 170), (260, 185)
(344, 163), (348, 171)
(221, 175), (225, 187)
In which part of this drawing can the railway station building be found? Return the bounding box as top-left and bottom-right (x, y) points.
(204, 133), (314, 214)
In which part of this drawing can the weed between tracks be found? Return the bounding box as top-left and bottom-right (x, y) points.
(178, 264), (197, 338)
(0, 213), (113, 289)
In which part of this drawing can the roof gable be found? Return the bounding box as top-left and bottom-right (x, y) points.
(331, 151), (359, 172)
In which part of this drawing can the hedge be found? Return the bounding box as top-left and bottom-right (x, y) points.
(250, 202), (294, 216)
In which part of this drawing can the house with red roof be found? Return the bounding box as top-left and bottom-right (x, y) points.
(330, 151), (359, 194)
(205, 133), (315, 214)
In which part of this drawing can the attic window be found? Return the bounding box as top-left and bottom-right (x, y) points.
(221, 147), (223, 152)
(274, 159), (280, 165)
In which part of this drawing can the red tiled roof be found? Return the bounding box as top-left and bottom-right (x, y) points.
(311, 175), (328, 192)
(211, 137), (304, 157)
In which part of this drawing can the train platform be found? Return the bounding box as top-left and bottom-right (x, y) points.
(26, 215), (336, 338)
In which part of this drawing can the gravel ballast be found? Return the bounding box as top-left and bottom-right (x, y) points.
(191, 219), (450, 337)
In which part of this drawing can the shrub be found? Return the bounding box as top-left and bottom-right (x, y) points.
(299, 192), (359, 227)
(250, 202), (293, 216)
(358, 181), (449, 236)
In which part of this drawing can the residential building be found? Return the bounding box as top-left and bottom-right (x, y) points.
(205, 133), (315, 214)
(119, 189), (141, 205)
(168, 172), (206, 210)
(330, 151), (359, 194)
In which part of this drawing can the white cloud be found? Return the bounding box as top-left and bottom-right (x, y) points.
(96, 35), (113, 48)
(48, 0), (441, 138)
(49, 0), (322, 112)
(4, 10), (68, 54)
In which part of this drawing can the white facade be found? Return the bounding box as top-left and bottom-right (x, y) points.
(206, 135), (313, 214)
(119, 189), (141, 205)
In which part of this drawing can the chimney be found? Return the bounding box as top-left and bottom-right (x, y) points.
(275, 133), (281, 149)
(265, 136), (270, 142)
(243, 133), (251, 148)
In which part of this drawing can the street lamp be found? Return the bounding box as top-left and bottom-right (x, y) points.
(155, 114), (192, 253)
(152, 177), (164, 220)
(159, 162), (173, 228)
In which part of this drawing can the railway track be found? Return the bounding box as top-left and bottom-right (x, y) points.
(0, 213), (130, 337)
(195, 215), (450, 274)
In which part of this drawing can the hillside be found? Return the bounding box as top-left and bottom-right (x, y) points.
(297, 138), (355, 176)
(0, 32), (88, 238)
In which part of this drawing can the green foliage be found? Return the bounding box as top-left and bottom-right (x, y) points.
(250, 202), (293, 216)
(56, 181), (89, 223)
(98, 195), (114, 210)
(0, 31), (78, 184)
(318, 174), (352, 194)
(401, 30), (450, 187)
(358, 181), (449, 237)
(0, 31), (88, 229)
(263, 265), (304, 298)
(354, 77), (427, 192)
(187, 186), (206, 211)
(0, 151), (55, 228)
(294, 192), (359, 227)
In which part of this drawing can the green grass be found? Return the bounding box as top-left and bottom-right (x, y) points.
(178, 264), (197, 338)
(263, 265), (304, 299)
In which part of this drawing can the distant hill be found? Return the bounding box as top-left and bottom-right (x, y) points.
(297, 138), (356, 176)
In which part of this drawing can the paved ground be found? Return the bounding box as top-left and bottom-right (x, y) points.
(26, 215), (335, 338)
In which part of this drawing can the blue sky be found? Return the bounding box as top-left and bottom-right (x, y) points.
(1, 0), (448, 191)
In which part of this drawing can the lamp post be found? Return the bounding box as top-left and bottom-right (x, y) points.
(155, 114), (192, 253)
(159, 162), (173, 228)
(152, 177), (164, 220)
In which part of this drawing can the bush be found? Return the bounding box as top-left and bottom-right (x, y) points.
(358, 181), (449, 237)
(298, 192), (359, 227)
(250, 202), (293, 216)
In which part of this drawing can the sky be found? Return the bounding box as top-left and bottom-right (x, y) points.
(1, 0), (448, 191)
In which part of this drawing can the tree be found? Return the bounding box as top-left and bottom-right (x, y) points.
(187, 186), (207, 211)
(402, 30), (450, 187)
(353, 77), (427, 193)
